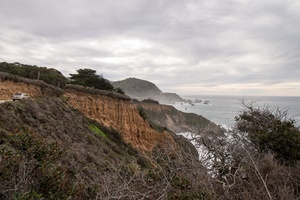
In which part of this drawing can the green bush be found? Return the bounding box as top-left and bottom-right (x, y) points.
(69, 68), (114, 91)
(142, 99), (159, 104)
(0, 62), (68, 88)
(137, 106), (148, 120)
(114, 87), (125, 94)
(88, 123), (107, 138)
(235, 102), (300, 164)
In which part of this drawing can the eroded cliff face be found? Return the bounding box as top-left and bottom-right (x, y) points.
(0, 80), (42, 99)
(0, 78), (190, 155)
(0, 74), (63, 99)
(139, 102), (224, 136)
(64, 88), (178, 152)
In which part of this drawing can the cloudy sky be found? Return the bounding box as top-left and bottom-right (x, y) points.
(1, 0), (300, 96)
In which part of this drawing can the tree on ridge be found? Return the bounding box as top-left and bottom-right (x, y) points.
(69, 68), (114, 91)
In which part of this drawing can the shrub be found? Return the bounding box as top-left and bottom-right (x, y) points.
(0, 62), (68, 88)
(0, 130), (82, 199)
(69, 68), (114, 91)
(88, 123), (107, 138)
(114, 87), (125, 94)
(141, 99), (159, 104)
(235, 101), (300, 164)
(137, 106), (148, 120)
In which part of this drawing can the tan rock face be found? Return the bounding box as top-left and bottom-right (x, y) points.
(0, 80), (42, 99)
(64, 89), (177, 152)
(0, 79), (178, 153)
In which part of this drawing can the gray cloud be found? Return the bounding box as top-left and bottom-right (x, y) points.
(1, 0), (300, 96)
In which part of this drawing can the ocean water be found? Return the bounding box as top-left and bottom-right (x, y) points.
(171, 95), (300, 128)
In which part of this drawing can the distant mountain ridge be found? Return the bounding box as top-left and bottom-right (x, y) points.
(112, 77), (162, 98)
(112, 77), (183, 104)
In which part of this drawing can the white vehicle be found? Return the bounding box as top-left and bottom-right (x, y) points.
(12, 93), (30, 101)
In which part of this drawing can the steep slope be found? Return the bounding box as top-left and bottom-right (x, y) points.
(0, 97), (207, 199)
(138, 102), (224, 136)
(0, 71), (63, 99)
(63, 84), (177, 153)
(0, 98), (141, 199)
(0, 74), (211, 154)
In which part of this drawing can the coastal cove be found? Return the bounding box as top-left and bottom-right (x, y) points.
(172, 95), (300, 128)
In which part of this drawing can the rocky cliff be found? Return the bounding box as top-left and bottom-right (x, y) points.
(0, 73), (216, 198)
(138, 102), (224, 136)
(0, 95), (205, 199)
(0, 74), (215, 155)
(63, 85), (178, 153)
(0, 72), (63, 99)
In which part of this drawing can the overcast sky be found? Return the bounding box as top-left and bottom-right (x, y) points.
(1, 0), (300, 96)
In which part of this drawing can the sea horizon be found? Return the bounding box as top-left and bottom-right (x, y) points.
(172, 94), (300, 128)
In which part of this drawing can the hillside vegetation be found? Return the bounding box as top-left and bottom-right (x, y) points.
(0, 62), (67, 88)
(0, 98), (207, 199)
(1, 97), (300, 199)
(1, 63), (300, 199)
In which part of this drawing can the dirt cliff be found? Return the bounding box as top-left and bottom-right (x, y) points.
(0, 80), (41, 99)
(0, 96), (205, 199)
(0, 72), (63, 99)
(0, 75), (210, 155)
(63, 85), (178, 153)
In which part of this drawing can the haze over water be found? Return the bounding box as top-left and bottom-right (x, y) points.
(173, 95), (300, 128)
